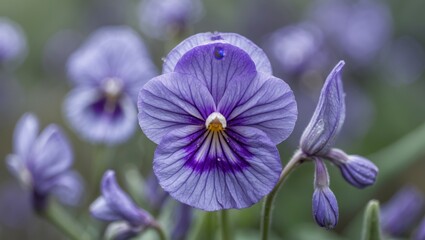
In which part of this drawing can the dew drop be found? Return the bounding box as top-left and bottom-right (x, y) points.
(214, 47), (225, 60)
(161, 57), (166, 62)
(217, 157), (222, 162)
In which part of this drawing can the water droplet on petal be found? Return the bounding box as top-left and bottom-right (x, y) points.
(214, 47), (225, 60)
(217, 157), (222, 162)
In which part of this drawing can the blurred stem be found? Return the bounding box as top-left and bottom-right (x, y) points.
(220, 210), (230, 240)
(151, 222), (167, 240)
(190, 211), (213, 240)
(361, 200), (382, 240)
(90, 145), (116, 199)
(261, 150), (305, 240)
(40, 201), (92, 240)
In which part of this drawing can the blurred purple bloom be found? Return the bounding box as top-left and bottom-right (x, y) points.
(0, 17), (26, 66)
(312, 159), (338, 229)
(300, 61), (345, 156)
(145, 174), (168, 212)
(328, 149), (378, 189)
(381, 186), (425, 237)
(6, 113), (83, 210)
(171, 204), (193, 240)
(380, 36), (425, 86)
(90, 170), (153, 239)
(139, 0), (203, 40)
(267, 23), (326, 74)
(138, 32), (297, 211)
(308, 0), (392, 65)
(64, 26), (157, 145)
(415, 217), (425, 240)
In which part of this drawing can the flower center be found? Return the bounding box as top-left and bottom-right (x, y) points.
(103, 78), (123, 100)
(205, 112), (227, 132)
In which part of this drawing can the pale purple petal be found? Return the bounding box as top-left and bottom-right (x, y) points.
(90, 197), (122, 222)
(153, 125), (281, 211)
(52, 171), (84, 206)
(64, 87), (137, 145)
(174, 42), (257, 103)
(414, 217), (425, 240)
(105, 221), (141, 240)
(163, 32), (272, 74)
(101, 170), (151, 226)
(6, 154), (31, 188)
(218, 73), (297, 144)
(13, 113), (39, 160)
(27, 125), (73, 194)
(138, 72), (215, 144)
(300, 61), (345, 155)
(67, 26), (157, 96)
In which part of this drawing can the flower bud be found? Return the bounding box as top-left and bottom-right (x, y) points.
(300, 61), (345, 156)
(312, 186), (339, 229)
(312, 159), (339, 229)
(328, 148), (378, 188)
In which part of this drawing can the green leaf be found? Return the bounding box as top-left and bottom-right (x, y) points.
(361, 200), (382, 240)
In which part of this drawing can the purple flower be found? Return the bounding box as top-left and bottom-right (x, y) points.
(0, 17), (26, 66)
(381, 186), (424, 237)
(267, 22), (326, 75)
(312, 159), (338, 229)
(138, 32), (297, 211)
(139, 0), (203, 40)
(64, 26), (157, 145)
(5, 113), (83, 210)
(90, 170), (154, 239)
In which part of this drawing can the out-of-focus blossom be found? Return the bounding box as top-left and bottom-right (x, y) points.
(312, 159), (338, 229)
(145, 174), (168, 213)
(267, 23), (327, 75)
(414, 217), (425, 240)
(171, 203), (193, 240)
(90, 170), (154, 239)
(380, 36), (425, 86)
(5, 113), (83, 210)
(308, 0), (392, 65)
(0, 17), (27, 66)
(139, 0), (203, 40)
(298, 61), (377, 228)
(138, 32), (297, 211)
(64, 26), (157, 145)
(381, 186), (424, 237)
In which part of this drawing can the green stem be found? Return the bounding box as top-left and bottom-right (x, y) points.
(151, 222), (167, 240)
(220, 210), (230, 240)
(261, 151), (305, 240)
(40, 201), (92, 240)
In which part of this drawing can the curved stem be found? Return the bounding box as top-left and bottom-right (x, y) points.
(261, 150), (305, 240)
(220, 210), (230, 240)
(151, 222), (167, 240)
(40, 201), (92, 240)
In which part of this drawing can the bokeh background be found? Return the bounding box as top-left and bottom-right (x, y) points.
(1, 0), (425, 239)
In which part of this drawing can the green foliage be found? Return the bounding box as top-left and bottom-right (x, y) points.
(361, 200), (382, 240)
